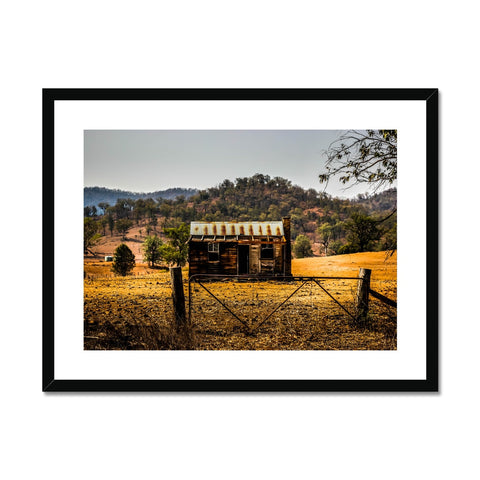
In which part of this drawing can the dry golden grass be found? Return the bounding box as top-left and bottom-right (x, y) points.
(84, 251), (396, 350)
(293, 250), (396, 279)
(84, 261), (168, 277)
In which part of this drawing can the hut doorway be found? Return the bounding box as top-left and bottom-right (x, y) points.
(238, 245), (249, 274)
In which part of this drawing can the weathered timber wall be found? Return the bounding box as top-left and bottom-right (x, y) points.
(188, 242), (209, 276)
(188, 239), (288, 276)
(274, 243), (283, 274)
(189, 242), (238, 276)
(220, 243), (238, 275)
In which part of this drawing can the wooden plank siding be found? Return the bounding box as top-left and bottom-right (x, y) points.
(273, 243), (283, 274)
(188, 242), (209, 276)
(188, 241), (238, 276)
(189, 240), (288, 277)
(188, 218), (292, 277)
(220, 243), (238, 275)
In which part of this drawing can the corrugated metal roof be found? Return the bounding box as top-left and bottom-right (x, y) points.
(190, 221), (284, 237)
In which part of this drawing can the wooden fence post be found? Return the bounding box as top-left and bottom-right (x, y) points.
(170, 266), (186, 329)
(355, 268), (371, 322)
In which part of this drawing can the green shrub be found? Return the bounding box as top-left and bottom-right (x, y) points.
(112, 243), (135, 276)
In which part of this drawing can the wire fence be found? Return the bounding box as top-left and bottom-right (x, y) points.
(188, 275), (364, 333)
(84, 271), (397, 350)
(84, 270), (171, 281)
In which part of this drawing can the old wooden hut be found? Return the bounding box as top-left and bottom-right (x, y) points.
(188, 217), (291, 277)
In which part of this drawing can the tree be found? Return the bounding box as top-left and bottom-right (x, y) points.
(158, 244), (180, 266)
(149, 215), (158, 232)
(114, 198), (130, 219)
(134, 199), (146, 224)
(158, 202), (172, 223)
(107, 214), (115, 236)
(293, 234), (313, 258)
(320, 130), (397, 191)
(161, 223), (189, 266)
(99, 216), (109, 236)
(291, 208), (307, 235)
(331, 220), (346, 241)
(144, 198), (157, 220)
(126, 198), (136, 217)
(329, 240), (344, 255)
(84, 217), (101, 254)
(380, 221), (397, 255)
(344, 212), (382, 252)
(142, 235), (163, 267)
(317, 223), (333, 256)
(116, 218), (133, 240)
(98, 202), (110, 215)
(84, 205), (98, 217)
(112, 243), (135, 276)
(267, 204), (281, 220)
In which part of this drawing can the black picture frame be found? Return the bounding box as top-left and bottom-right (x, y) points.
(43, 88), (438, 392)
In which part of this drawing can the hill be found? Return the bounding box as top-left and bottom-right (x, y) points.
(182, 175), (396, 254)
(84, 174), (396, 258)
(351, 188), (397, 214)
(84, 186), (198, 208)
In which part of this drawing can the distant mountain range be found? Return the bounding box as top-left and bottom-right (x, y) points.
(84, 186), (198, 208)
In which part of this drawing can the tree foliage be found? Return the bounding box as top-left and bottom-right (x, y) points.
(84, 174), (397, 259)
(380, 221), (397, 255)
(161, 223), (190, 266)
(115, 218), (133, 240)
(107, 214), (115, 236)
(317, 223), (333, 256)
(97, 202), (110, 215)
(112, 243), (136, 276)
(293, 234), (313, 258)
(84, 217), (101, 254)
(84, 205), (98, 217)
(344, 212), (382, 253)
(320, 130), (397, 191)
(142, 235), (163, 267)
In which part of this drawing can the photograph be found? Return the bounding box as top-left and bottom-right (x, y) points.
(83, 129), (398, 351)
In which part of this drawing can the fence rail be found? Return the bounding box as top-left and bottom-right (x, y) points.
(369, 288), (397, 308)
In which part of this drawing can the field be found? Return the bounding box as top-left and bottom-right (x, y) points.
(84, 251), (396, 350)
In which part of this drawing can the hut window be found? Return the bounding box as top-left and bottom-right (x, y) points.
(208, 242), (219, 261)
(261, 244), (274, 259)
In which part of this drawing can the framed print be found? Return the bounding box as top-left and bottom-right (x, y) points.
(43, 88), (438, 392)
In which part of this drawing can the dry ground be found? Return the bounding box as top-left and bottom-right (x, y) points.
(85, 223), (162, 263)
(84, 251), (396, 350)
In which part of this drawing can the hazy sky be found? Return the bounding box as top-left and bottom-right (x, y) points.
(84, 130), (387, 198)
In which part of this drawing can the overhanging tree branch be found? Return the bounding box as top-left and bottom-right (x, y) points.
(320, 130), (397, 192)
